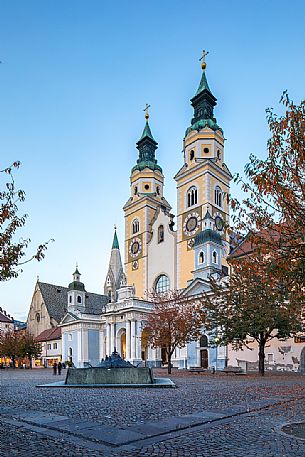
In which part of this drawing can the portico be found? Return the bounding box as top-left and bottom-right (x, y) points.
(103, 288), (161, 366)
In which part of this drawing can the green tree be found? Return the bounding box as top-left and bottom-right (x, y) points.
(202, 252), (304, 376)
(0, 161), (53, 281)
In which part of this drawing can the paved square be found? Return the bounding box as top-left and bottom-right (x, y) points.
(0, 368), (305, 456)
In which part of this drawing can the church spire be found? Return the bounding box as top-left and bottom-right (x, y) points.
(104, 227), (126, 302)
(131, 105), (162, 174)
(185, 50), (221, 136)
(112, 225), (119, 249)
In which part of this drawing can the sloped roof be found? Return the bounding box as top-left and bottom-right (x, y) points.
(0, 310), (13, 324)
(38, 282), (109, 323)
(35, 327), (62, 342)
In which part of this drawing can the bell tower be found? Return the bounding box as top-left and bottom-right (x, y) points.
(175, 51), (232, 289)
(123, 107), (172, 298)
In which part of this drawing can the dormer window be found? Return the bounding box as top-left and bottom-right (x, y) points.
(77, 295), (82, 304)
(158, 225), (164, 243)
(132, 219), (140, 235)
(187, 186), (198, 208)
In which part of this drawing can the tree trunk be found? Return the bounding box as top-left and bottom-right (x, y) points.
(258, 339), (265, 376)
(167, 352), (172, 374)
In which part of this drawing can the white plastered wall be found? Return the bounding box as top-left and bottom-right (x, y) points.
(147, 210), (177, 292)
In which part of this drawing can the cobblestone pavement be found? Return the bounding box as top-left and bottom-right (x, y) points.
(0, 369), (305, 456)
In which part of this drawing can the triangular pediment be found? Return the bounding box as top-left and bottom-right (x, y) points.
(60, 312), (79, 325)
(182, 278), (211, 297)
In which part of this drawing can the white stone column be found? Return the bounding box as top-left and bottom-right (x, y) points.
(106, 323), (111, 356)
(61, 332), (66, 362)
(81, 328), (89, 364)
(135, 320), (142, 360)
(99, 329), (105, 360)
(110, 323), (115, 353)
(126, 320), (131, 360)
(77, 329), (82, 367)
(131, 320), (136, 359)
(116, 332), (121, 355)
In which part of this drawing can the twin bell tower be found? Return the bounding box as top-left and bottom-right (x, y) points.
(122, 51), (232, 298)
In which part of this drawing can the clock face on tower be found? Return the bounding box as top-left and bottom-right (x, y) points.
(183, 212), (201, 237)
(129, 237), (142, 258)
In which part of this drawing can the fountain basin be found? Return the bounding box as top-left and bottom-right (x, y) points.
(65, 366), (153, 385)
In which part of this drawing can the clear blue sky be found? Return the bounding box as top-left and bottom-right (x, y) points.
(1, 0), (304, 320)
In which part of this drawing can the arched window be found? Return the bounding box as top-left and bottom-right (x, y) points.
(107, 276), (111, 286)
(199, 251), (204, 264)
(199, 335), (208, 347)
(132, 219), (140, 235)
(134, 186), (138, 195)
(69, 295), (72, 304)
(158, 225), (164, 243)
(187, 186), (198, 208)
(190, 150), (195, 161)
(155, 275), (170, 294)
(77, 295), (82, 304)
(214, 186), (222, 207)
(217, 149), (221, 160)
(212, 251), (218, 264)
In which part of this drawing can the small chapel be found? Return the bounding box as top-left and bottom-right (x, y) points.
(28, 54), (231, 370)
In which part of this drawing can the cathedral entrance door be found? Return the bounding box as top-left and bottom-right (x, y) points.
(200, 349), (208, 368)
(120, 332), (126, 359)
(300, 347), (305, 373)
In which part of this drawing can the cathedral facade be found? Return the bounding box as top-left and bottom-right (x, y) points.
(26, 57), (305, 373)
(58, 58), (231, 369)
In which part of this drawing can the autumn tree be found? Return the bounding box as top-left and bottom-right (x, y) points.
(202, 252), (304, 376)
(145, 290), (205, 374)
(19, 332), (41, 368)
(0, 161), (53, 281)
(231, 94), (305, 289)
(0, 331), (20, 367)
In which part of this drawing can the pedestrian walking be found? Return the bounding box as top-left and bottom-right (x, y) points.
(57, 361), (62, 375)
(52, 361), (57, 375)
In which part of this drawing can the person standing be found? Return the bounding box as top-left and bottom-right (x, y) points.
(57, 361), (62, 375)
(52, 362), (57, 375)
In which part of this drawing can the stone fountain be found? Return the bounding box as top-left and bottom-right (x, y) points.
(37, 349), (175, 388)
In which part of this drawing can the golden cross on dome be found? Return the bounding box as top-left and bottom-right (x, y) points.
(199, 50), (209, 70)
(143, 103), (151, 121)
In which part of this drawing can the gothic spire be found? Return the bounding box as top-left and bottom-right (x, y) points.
(112, 225), (119, 249)
(104, 227), (126, 301)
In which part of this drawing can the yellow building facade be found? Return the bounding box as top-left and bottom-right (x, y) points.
(124, 58), (231, 295)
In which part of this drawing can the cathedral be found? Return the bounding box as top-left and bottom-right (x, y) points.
(28, 54), (231, 370)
